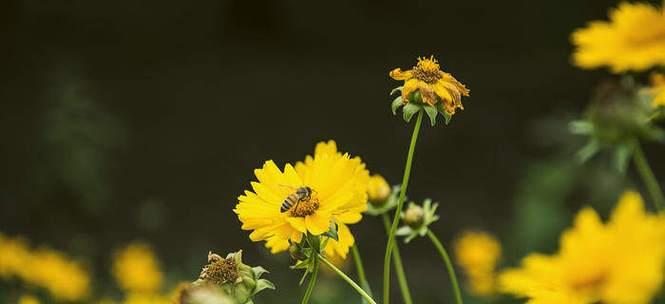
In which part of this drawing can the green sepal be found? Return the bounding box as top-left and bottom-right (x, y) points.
(254, 279), (276, 294)
(323, 222), (339, 241)
(613, 143), (634, 174)
(403, 103), (421, 122)
(391, 96), (404, 115)
(435, 102), (452, 125)
(576, 140), (600, 163)
(424, 105), (438, 126)
(390, 86), (403, 96)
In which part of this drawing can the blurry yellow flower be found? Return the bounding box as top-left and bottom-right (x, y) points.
(18, 295), (40, 304)
(454, 231), (502, 296)
(235, 140), (369, 259)
(112, 243), (163, 293)
(572, 3), (665, 72)
(499, 191), (665, 304)
(0, 233), (31, 278)
(25, 249), (90, 301)
(367, 174), (391, 205)
(123, 293), (172, 304)
(390, 56), (470, 115)
(650, 73), (665, 108)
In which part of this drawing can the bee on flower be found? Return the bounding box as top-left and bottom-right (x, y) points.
(235, 140), (369, 260)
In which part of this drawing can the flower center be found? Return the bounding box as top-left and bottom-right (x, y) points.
(200, 257), (239, 284)
(413, 56), (443, 83)
(289, 197), (320, 217)
(570, 270), (608, 296)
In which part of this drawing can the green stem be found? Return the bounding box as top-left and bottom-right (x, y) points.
(382, 214), (414, 304)
(352, 244), (374, 301)
(318, 254), (378, 304)
(384, 110), (424, 304)
(300, 256), (320, 304)
(426, 230), (463, 304)
(633, 144), (665, 211)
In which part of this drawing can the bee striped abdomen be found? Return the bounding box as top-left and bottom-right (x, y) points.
(281, 195), (299, 213)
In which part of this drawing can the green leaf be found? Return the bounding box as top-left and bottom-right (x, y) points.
(391, 96), (403, 115)
(402, 103), (421, 122)
(424, 105), (438, 126)
(390, 86), (403, 95)
(254, 279), (276, 294)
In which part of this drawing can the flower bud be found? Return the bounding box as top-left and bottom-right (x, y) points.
(403, 204), (425, 228)
(368, 174), (391, 206)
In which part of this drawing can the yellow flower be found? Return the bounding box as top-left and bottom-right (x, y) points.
(235, 140), (369, 259)
(18, 295), (40, 304)
(499, 191), (665, 304)
(650, 73), (665, 108)
(367, 174), (391, 205)
(389, 56), (470, 115)
(0, 233), (31, 279)
(112, 242), (164, 293)
(572, 3), (665, 73)
(25, 249), (90, 301)
(123, 293), (172, 304)
(454, 231), (502, 297)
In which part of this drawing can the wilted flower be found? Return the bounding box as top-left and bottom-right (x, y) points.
(195, 250), (274, 304)
(454, 231), (502, 296)
(390, 56), (470, 125)
(395, 199), (440, 243)
(112, 242), (163, 293)
(499, 191), (665, 304)
(572, 2), (665, 73)
(235, 140), (369, 259)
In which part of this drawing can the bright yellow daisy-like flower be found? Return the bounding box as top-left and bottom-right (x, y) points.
(235, 140), (369, 259)
(649, 73), (665, 108)
(499, 191), (665, 304)
(572, 3), (665, 73)
(389, 56), (470, 115)
(454, 231), (502, 297)
(112, 242), (164, 293)
(25, 249), (90, 301)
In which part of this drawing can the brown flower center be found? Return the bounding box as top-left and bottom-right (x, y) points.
(289, 197), (320, 217)
(413, 56), (443, 83)
(200, 257), (239, 284)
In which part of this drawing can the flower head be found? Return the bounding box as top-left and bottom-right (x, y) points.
(499, 191), (665, 304)
(572, 3), (665, 72)
(454, 231), (502, 296)
(194, 250), (273, 304)
(112, 242), (163, 293)
(649, 73), (665, 108)
(235, 140), (369, 259)
(395, 198), (440, 243)
(390, 56), (470, 124)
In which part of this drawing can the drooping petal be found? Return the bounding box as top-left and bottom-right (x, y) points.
(389, 68), (414, 81)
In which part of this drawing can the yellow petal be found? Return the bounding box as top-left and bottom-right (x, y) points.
(389, 68), (414, 81)
(305, 212), (331, 235)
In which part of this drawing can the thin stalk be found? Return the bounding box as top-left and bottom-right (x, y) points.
(300, 256), (320, 304)
(381, 214), (414, 304)
(426, 230), (463, 304)
(352, 244), (374, 301)
(384, 110), (424, 304)
(318, 254), (378, 304)
(633, 144), (665, 211)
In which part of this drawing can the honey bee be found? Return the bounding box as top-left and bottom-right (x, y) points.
(281, 186), (313, 213)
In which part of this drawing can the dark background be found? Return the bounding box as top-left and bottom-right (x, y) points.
(1, 0), (662, 302)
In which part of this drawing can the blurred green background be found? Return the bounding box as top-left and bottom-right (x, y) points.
(1, 0), (663, 302)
